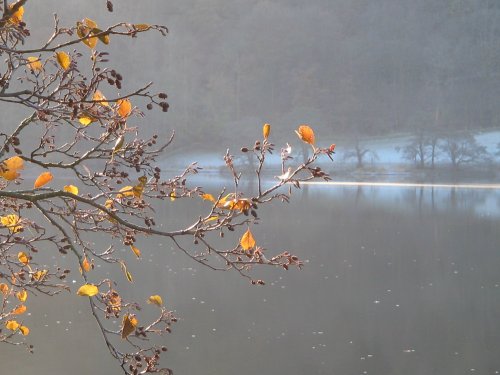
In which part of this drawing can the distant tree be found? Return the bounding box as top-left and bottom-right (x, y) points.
(0, 3), (334, 374)
(400, 131), (440, 168)
(439, 133), (489, 168)
(344, 139), (378, 168)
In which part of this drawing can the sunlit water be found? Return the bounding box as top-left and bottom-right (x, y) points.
(2, 177), (500, 374)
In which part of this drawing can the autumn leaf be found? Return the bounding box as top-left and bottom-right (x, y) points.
(16, 289), (27, 302)
(81, 257), (91, 272)
(263, 123), (271, 139)
(1, 214), (23, 233)
(12, 304), (27, 315)
(147, 295), (163, 307)
(93, 27), (110, 44)
(117, 186), (135, 199)
(120, 262), (133, 283)
(76, 19), (98, 49)
(0, 283), (9, 295)
(0, 156), (24, 181)
(169, 190), (176, 201)
(134, 24), (150, 31)
(77, 284), (99, 297)
(17, 251), (29, 265)
(201, 193), (215, 202)
(78, 115), (95, 126)
(121, 314), (138, 339)
(93, 90), (109, 107)
(27, 56), (42, 71)
(130, 245), (141, 258)
(117, 99), (132, 118)
(5, 320), (20, 331)
(240, 228), (256, 251)
(63, 184), (79, 195)
(34, 171), (53, 188)
(33, 270), (47, 281)
(295, 124), (315, 145)
(8, 4), (24, 24)
(56, 51), (71, 70)
(19, 325), (30, 336)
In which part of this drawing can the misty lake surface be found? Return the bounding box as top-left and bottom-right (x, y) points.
(2, 176), (500, 375)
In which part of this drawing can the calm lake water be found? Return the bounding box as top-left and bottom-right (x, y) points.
(2, 178), (500, 374)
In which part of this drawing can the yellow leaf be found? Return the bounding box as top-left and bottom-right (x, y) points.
(224, 198), (251, 212)
(1, 214), (23, 233)
(109, 292), (121, 313)
(34, 171), (53, 188)
(82, 257), (91, 272)
(83, 17), (98, 29)
(93, 28), (110, 45)
(76, 20), (98, 49)
(55, 51), (71, 71)
(263, 123), (271, 139)
(169, 190), (176, 201)
(93, 90), (109, 107)
(33, 269), (47, 281)
(130, 245), (141, 258)
(17, 251), (29, 265)
(16, 289), (27, 302)
(117, 186), (135, 199)
(63, 184), (79, 195)
(295, 124), (315, 145)
(117, 99), (132, 118)
(134, 24), (150, 31)
(27, 56), (42, 71)
(0, 283), (9, 295)
(120, 262), (133, 283)
(5, 320), (20, 331)
(78, 115), (94, 126)
(240, 228), (256, 251)
(12, 304), (26, 315)
(8, 5), (24, 24)
(203, 215), (218, 223)
(76, 284), (99, 297)
(19, 325), (30, 336)
(0, 156), (24, 181)
(201, 193), (215, 202)
(121, 314), (138, 339)
(147, 295), (163, 307)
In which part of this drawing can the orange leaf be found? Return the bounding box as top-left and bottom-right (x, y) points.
(55, 51), (71, 71)
(19, 325), (30, 336)
(263, 123), (271, 139)
(295, 124), (315, 145)
(134, 24), (150, 31)
(0, 283), (9, 295)
(202, 193), (215, 202)
(82, 257), (91, 272)
(33, 269), (47, 281)
(130, 245), (141, 258)
(17, 251), (29, 265)
(93, 90), (109, 107)
(34, 171), (53, 188)
(5, 320), (19, 331)
(240, 228), (256, 251)
(8, 5), (24, 24)
(117, 99), (132, 118)
(0, 156), (24, 181)
(121, 314), (138, 339)
(12, 304), (27, 315)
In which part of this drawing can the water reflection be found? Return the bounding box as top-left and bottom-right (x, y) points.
(2, 178), (500, 374)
